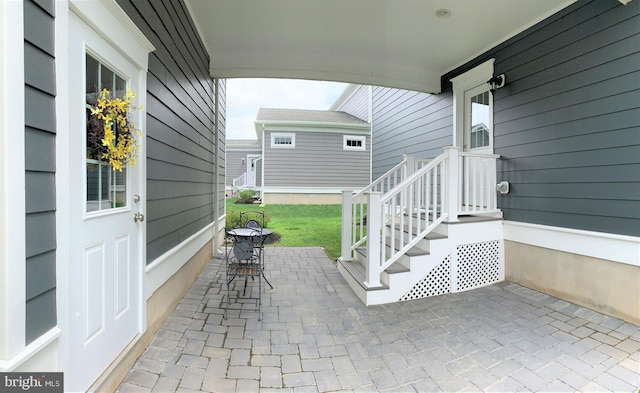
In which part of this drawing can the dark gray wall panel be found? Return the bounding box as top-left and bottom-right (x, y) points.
(25, 172), (55, 213)
(371, 0), (639, 237)
(25, 127), (55, 172)
(24, 43), (55, 95)
(25, 211), (56, 260)
(26, 251), (56, 301)
(25, 289), (56, 344)
(23, 0), (54, 56)
(491, 0), (640, 236)
(371, 86), (452, 179)
(24, 0), (56, 344)
(25, 86), (55, 133)
(117, 0), (220, 263)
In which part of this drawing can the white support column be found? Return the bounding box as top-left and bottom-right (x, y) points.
(444, 147), (460, 222)
(0, 0), (26, 363)
(340, 191), (353, 261)
(364, 192), (382, 288)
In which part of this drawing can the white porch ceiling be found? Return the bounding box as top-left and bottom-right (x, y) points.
(185, 0), (577, 93)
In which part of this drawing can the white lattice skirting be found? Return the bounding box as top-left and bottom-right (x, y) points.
(400, 240), (503, 301)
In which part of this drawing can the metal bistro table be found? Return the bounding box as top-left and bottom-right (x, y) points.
(227, 227), (274, 289)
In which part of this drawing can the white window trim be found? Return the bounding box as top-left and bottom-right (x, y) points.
(450, 59), (494, 150)
(271, 132), (295, 148)
(343, 135), (366, 151)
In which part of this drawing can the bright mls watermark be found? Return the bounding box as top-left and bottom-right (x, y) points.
(0, 373), (62, 393)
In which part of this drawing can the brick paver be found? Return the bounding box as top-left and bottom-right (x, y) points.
(117, 247), (640, 392)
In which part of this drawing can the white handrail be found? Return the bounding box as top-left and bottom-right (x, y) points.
(341, 147), (500, 288)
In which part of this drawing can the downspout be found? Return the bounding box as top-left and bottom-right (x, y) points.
(213, 78), (220, 254)
(260, 123), (265, 202)
(368, 85), (373, 183)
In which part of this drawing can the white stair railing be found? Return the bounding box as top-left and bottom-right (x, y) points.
(341, 147), (500, 288)
(232, 173), (247, 190)
(459, 152), (500, 215)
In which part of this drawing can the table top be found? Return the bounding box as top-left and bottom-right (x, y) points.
(228, 227), (273, 237)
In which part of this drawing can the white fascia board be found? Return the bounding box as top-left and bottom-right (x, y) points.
(329, 84), (362, 111)
(503, 220), (640, 267)
(264, 187), (364, 194)
(0, 0), (26, 360)
(260, 122), (370, 134)
(69, 0), (155, 70)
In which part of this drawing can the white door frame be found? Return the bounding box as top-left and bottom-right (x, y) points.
(55, 0), (153, 389)
(246, 154), (261, 187)
(451, 58), (495, 152)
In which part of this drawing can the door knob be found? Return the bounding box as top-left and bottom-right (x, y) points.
(134, 212), (145, 223)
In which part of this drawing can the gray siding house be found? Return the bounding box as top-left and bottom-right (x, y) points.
(226, 139), (262, 195)
(335, 0), (639, 325)
(255, 108), (371, 204)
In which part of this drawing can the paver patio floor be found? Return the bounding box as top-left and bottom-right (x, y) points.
(117, 247), (640, 392)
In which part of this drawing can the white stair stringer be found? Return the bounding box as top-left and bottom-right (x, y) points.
(338, 217), (505, 306)
(365, 236), (450, 305)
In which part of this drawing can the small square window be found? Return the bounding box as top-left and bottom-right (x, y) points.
(344, 135), (366, 151)
(271, 133), (295, 148)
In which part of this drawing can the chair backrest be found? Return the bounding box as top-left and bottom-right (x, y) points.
(232, 239), (254, 261)
(240, 211), (265, 229)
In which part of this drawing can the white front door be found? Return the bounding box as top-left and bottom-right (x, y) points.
(246, 154), (260, 187)
(462, 84), (494, 209)
(66, 12), (144, 391)
(463, 84), (492, 154)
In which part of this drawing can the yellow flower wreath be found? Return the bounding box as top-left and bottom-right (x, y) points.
(90, 88), (143, 171)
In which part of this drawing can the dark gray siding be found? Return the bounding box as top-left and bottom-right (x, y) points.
(336, 86), (370, 122)
(263, 131), (370, 188)
(371, 87), (452, 180)
(117, 0), (218, 263)
(374, 0), (640, 237)
(217, 78), (226, 218)
(485, 0), (638, 237)
(24, 0), (57, 344)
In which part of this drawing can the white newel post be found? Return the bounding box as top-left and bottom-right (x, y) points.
(365, 192), (382, 288)
(444, 147), (459, 222)
(340, 191), (353, 261)
(403, 154), (415, 216)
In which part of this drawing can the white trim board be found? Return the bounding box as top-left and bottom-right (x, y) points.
(0, 0), (26, 361)
(503, 221), (640, 267)
(0, 328), (60, 372)
(145, 223), (214, 299)
(264, 187), (362, 194)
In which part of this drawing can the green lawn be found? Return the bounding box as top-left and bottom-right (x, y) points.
(226, 198), (343, 261)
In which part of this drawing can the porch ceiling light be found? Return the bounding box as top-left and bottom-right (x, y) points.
(487, 74), (506, 94)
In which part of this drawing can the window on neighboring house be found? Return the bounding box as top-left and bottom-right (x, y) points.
(271, 133), (295, 148)
(343, 135), (366, 151)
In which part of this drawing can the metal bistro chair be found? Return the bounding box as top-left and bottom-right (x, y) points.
(239, 211), (273, 289)
(241, 210), (264, 230)
(224, 228), (264, 320)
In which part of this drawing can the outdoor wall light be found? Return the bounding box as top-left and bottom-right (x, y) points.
(487, 74), (506, 94)
(496, 181), (510, 194)
(241, 158), (245, 164)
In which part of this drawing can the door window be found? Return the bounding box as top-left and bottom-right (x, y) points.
(469, 90), (490, 149)
(86, 54), (128, 212)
